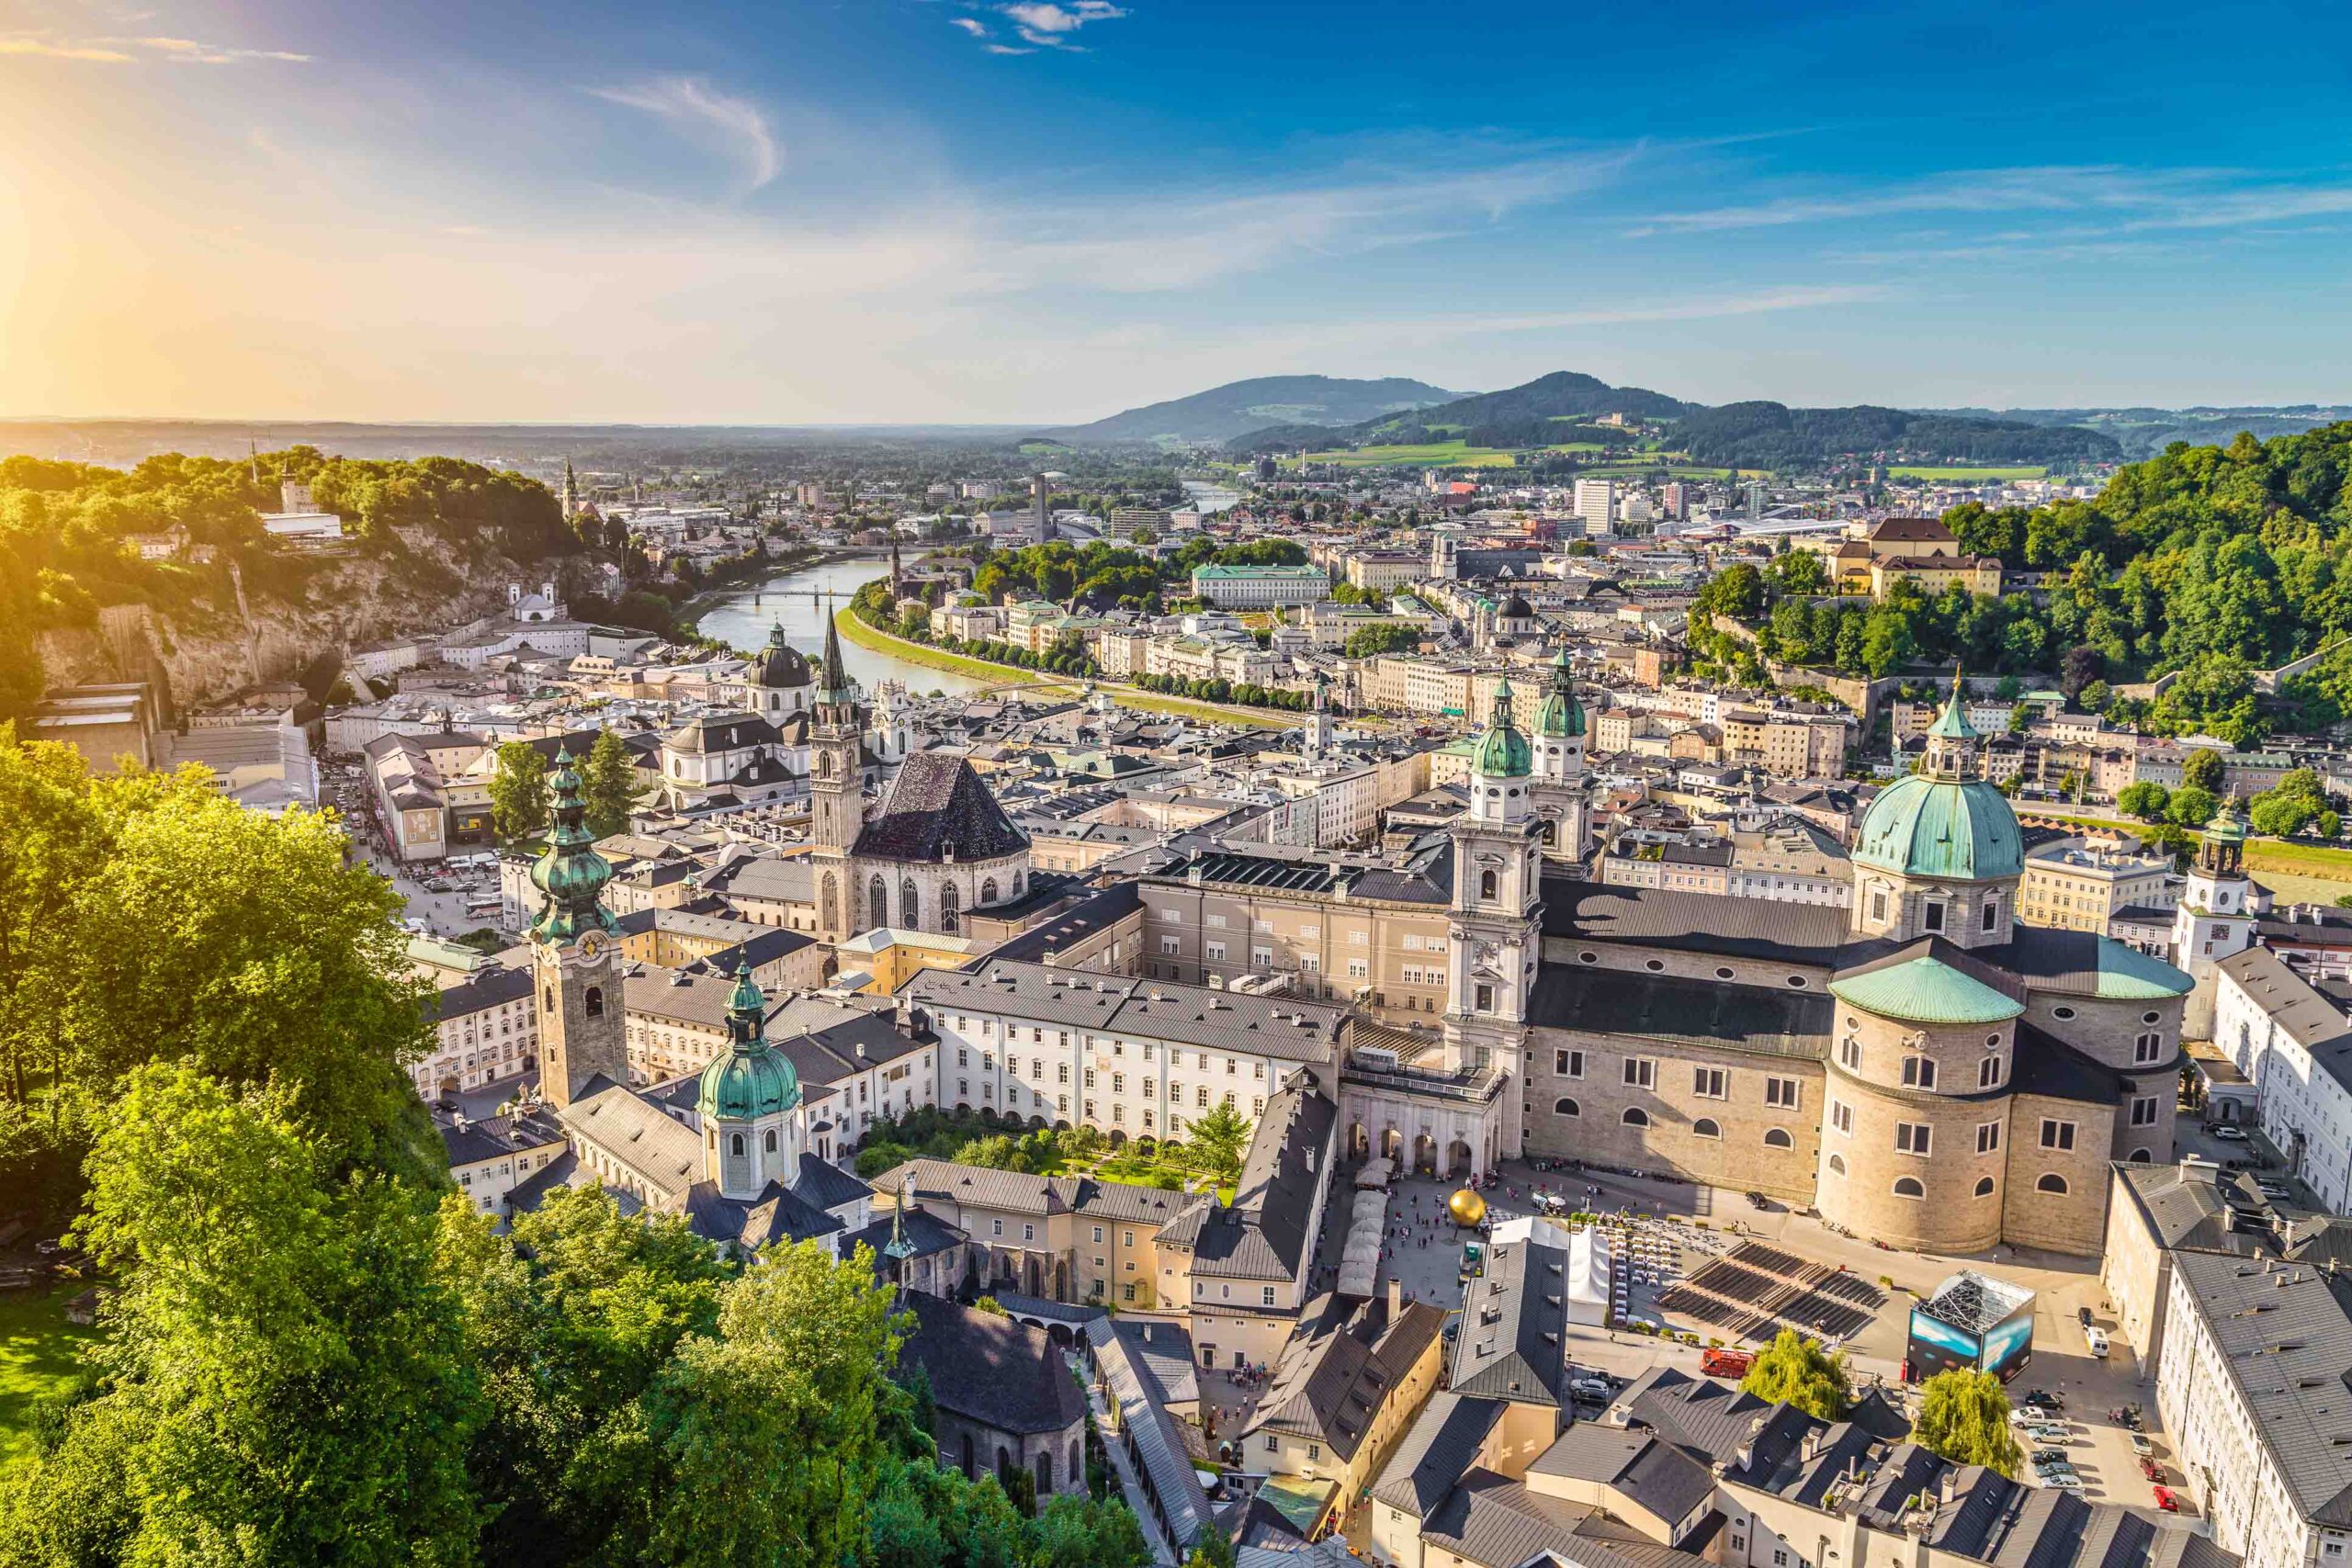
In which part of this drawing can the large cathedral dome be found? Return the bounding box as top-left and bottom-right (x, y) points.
(753, 622), (813, 689)
(1853, 692), (2022, 881)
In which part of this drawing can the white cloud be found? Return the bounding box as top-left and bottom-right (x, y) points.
(1001, 1), (1126, 48)
(949, 17), (989, 35)
(586, 77), (781, 191)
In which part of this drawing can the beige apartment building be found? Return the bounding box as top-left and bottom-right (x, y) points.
(1719, 707), (1847, 778)
(872, 1157), (1189, 1307)
(1135, 852), (1455, 1023)
(2018, 834), (2177, 933)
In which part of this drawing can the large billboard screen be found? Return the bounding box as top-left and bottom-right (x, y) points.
(1980, 1301), (2034, 1381)
(1906, 1308), (1981, 1381)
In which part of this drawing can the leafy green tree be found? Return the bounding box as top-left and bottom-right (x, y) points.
(580, 727), (647, 839)
(1032, 1491), (1152, 1568)
(57, 773), (441, 1185)
(1912, 1370), (2023, 1475)
(2118, 781), (2171, 822)
(491, 739), (551, 843)
(0, 1064), (481, 1563)
(2181, 748), (2226, 794)
(2167, 785), (2219, 828)
(1736, 1327), (1850, 1420)
(1765, 550), (1828, 597)
(0, 735), (103, 1106)
(1186, 1101), (1254, 1186)
(1184, 1517), (1239, 1568)
(1702, 562), (1766, 620)
(644, 1238), (906, 1567)
(2250, 794), (2313, 838)
(1344, 623), (1421, 659)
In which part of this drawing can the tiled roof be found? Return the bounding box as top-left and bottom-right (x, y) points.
(1371, 1392), (1506, 1515)
(556, 1080), (701, 1203)
(1542, 881), (1859, 966)
(1528, 967), (1829, 1059)
(1449, 1230), (1573, 1407)
(853, 751), (1029, 863)
(897, 1293), (1088, 1438)
(2170, 1251), (2352, 1527)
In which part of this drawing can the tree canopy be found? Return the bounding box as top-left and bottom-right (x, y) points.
(1911, 1370), (2023, 1476)
(1737, 1328), (1851, 1421)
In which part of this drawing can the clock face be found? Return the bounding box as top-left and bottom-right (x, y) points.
(578, 930), (606, 960)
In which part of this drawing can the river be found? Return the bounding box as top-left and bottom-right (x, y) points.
(692, 552), (1001, 697)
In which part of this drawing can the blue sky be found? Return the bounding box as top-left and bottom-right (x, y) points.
(4, 0), (2350, 423)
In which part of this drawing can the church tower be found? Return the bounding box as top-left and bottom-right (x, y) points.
(530, 748), (627, 1109)
(1445, 680), (1544, 1159)
(1849, 682), (2023, 948)
(560, 457), (579, 521)
(2175, 795), (2254, 1036)
(696, 961), (803, 1200)
(1304, 670), (1334, 761)
(1530, 644), (1589, 865)
(809, 603), (865, 940)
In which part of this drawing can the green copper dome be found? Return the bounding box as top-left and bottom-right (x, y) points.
(1853, 773), (2024, 882)
(529, 747), (617, 944)
(1854, 682), (2021, 883)
(1473, 680), (1532, 778)
(697, 962), (800, 1122)
(1535, 646), (1585, 739)
(1830, 955), (2024, 1025)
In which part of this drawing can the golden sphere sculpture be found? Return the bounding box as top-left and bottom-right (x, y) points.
(1447, 1188), (1487, 1227)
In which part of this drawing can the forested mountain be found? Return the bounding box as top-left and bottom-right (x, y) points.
(1693, 422), (2352, 744)
(1920, 404), (2352, 459)
(1354, 370), (1690, 446)
(1673, 402), (2120, 468)
(1041, 375), (1459, 445)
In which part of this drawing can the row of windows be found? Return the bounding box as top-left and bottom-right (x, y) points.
(1825, 1156), (2098, 1199)
(1546, 1099), (1796, 1147)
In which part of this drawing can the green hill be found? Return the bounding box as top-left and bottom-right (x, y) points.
(1039, 375), (1461, 446)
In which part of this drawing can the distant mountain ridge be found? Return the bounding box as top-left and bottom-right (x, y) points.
(1037, 375), (1462, 446)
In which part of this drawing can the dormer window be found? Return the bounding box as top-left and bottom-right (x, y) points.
(1922, 901), (1947, 934)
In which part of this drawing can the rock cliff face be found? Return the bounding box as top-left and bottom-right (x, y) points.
(36, 534), (577, 709)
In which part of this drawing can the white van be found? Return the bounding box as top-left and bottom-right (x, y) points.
(2084, 1325), (2109, 1358)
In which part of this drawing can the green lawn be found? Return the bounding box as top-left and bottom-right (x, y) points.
(0, 1283), (96, 1468)
(2245, 839), (2352, 886)
(1302, 441), (1519, 468)
(1886, 465), (2049, 480)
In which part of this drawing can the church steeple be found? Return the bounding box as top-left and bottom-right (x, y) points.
(697, 960), (802, 1199)
(530, 748), (616, 944)
(561, 457), (579, 520)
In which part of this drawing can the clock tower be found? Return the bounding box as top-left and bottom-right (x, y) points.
(530, 747), (627, 1109)
(808, 604), (865, 941)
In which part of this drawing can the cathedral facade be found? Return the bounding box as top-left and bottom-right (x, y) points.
(804, 615), (1032, 944)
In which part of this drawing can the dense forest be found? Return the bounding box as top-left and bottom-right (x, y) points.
(1673, 403), (2120, 468)
(1693, 422), (2352, 745)
(0, 448), (580, 724)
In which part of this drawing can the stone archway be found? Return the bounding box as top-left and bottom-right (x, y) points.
(1412, 1133), (1436, 1175)
(1381, 1126), (1403, 1161)
(1447, 1138), (1474, 1179)
(1349, 1122), (1370, 1159)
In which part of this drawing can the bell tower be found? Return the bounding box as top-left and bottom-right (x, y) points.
(1445, 680), (1544, 1160)
(809, 602), (865, 940)
(2175, 795), (2254, 1036)
(530, 748), (627, 1109)
(1531, 644), (1589, 864)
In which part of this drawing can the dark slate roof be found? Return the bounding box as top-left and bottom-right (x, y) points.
(2009, 1021), (2131, 1106)
(789, 1153), (874, 1213)
(1611, 1365), (1776, 1463)
(684, 1178), (843, 1251)
(2112, 1158), (2274, 1257)
(2216, 949), (2352, 1096)
(853, 751), (1029, 863)
(2169, 1251), (2352, 1527)
(1243, 1294), (1447, 1460)
(663, 713), (784, 755)
(1165, 1074), (1338, 1281)
(980, 880), (1142, 967)
(838, 1204), (963, 1266)
(1420, 1470), (1595, 1568)
(438, 1107), (566, 1168)
(1541, 880), (1861, 966)
(1449, 1232), (1572, 1407)
(1526, 1425), (1718, 1529)
(896, 1293), (1088, 1437)
(1147, 847), (1451, 908)
(1528, 967), (1831, 1060)
(428, 963), (535, 1023)
(1372, 1392), (1509, 1515)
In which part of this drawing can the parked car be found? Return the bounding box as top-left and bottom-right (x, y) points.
(1568, 1377), (1614, 1403)
(2129, 1434), (2152, 1457)
(2032, 1449), (2069, 1466)
(2153, 1486), (2179, 1512)
(1701, 1348), (1754, 1378)
(2012, 1405), (2053, 1426)
(2211, 1125), (2249, 1142)
(2045, 1474), (2085, 1491)
(2077, 1305), (2095, 1329)
(2085, 1325), (2110, 1358)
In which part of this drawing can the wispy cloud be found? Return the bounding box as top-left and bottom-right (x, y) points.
(949, 17), (989, 35)
(585, 77), (781, 191)
(0, 31), (307, 63)
(1623, 164), (2352, 243)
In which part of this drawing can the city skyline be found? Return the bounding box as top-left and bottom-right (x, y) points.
(4, 0), (2351, 423)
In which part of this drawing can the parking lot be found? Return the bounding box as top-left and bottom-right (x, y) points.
(321, 759), (514, 942)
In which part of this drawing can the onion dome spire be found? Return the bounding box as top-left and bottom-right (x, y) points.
(1473, 678), (1533, 779)
(697, 958), (800, 1121)
(1536, 643), (1586, 739)
(529, 746), (616, 943)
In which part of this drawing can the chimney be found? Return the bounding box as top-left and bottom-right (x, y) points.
(1387, 1275), (1403, 1320)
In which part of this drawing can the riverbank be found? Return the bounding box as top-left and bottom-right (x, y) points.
(833, 610), (1295, 729)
